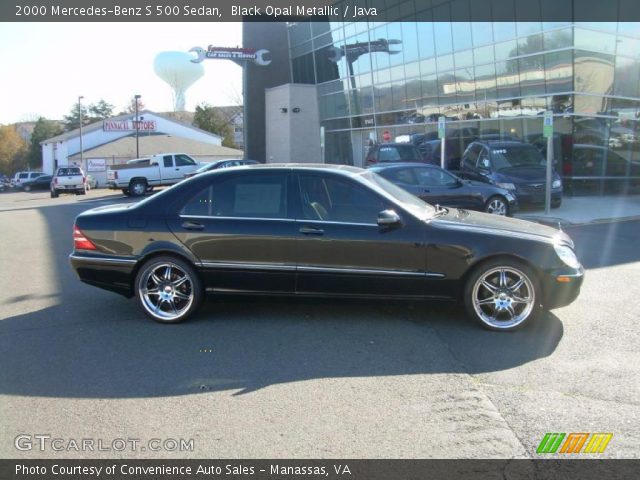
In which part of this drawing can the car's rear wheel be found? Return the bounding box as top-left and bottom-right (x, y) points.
(50, 189), (58, 198)
(135, 256), (203, 324)
(130, 180), (147, 197)
(484, 196), (509, 216)
(24, 185), (31, 192)
(464, 259), (540, 331)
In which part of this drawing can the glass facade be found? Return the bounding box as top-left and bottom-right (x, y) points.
(286, 3), (640, 194)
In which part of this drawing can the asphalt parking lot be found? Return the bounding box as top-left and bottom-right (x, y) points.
(1, 188), (639, 458)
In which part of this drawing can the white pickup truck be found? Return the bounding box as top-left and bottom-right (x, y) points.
(107, 153), (200, 196)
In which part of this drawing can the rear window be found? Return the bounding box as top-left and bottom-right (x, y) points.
(57, 168), (82, 176)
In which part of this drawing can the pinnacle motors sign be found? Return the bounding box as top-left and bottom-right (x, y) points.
(103, 119), (157, 132)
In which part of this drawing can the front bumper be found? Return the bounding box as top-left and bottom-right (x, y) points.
(514, 187), (563, 205)
(542, 265), (584, 310)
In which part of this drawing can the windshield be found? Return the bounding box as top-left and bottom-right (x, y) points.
(195, 162), (217, 173)
(360, 171), (436, 220)
(490, 146), (544, 169)
(378, 145), (421, 162)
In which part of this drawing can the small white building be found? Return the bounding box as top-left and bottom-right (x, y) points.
(41, 110), (223, 175)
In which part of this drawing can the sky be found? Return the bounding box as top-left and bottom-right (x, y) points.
(0, 22), (244, 124)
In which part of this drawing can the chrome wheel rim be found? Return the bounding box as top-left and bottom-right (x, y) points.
(139, 263), (194, 321)
(472, 266), (534, 329)
(486, 198), (507, 215)
(132, 183), (146, 195)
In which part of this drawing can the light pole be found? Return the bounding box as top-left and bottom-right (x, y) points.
(134, 94), (141, 158)
(78, 96), (84, 167)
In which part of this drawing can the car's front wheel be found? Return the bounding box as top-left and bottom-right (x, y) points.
(484, 196), (509, 216)
(135, 256), (203, 324)
(464, 259), (540, 331)
(24, 185), (31, 192)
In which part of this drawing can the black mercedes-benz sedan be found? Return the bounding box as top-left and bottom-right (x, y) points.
(70, 164), (583, 331)
(369, 163), (518, 216)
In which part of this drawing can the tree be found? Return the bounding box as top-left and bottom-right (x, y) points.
(0, 125), (29, 175)
(29, 117), (63, 169)
(120, 96), (146, 115)
(193, 103), (236, 148)
(62, 98), (115, 131)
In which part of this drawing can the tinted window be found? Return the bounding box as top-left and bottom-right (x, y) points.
(57, 168), (82, 176)
(175, 154), (197, 167)
(163, 156), (173, 168)
(381, 168), (418, 185)
(182, 173), (288, 219)
(19, 173), (28, 179)
(298, 174), (386, 224)
(414, 168), (459, 187)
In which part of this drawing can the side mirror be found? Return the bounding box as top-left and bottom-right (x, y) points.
(377, 209), (402, 228)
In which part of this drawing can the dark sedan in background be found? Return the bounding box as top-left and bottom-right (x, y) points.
(20, 175), (52, 192)
(70, 164), (583, 331)
(184, 159), (259, 179)
(370, 163), (518, 216)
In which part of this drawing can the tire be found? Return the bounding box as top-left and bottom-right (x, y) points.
(50, 189), (59, 198)
(463, 258), (541, 331)
(24, 185), (31, 192)
(122, 189), (131, 196)
(551, 198), (562, 209)
(134, 256), (203, 324)
(129, 180), (147, 197)
(484, 196), (509, 216)
(78, 187), (86, 195)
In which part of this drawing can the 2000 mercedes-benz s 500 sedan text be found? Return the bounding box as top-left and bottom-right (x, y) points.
(70, 164), (583, 331)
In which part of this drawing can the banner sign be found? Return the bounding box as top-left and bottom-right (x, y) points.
(103, 120), (157, 132)
(190, 46), (271, 66)
(86, 159), (106, 172)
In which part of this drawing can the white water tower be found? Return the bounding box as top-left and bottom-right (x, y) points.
(153, 51), (205, 111)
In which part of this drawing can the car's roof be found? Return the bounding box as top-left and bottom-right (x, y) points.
(472, 140), (528, 147)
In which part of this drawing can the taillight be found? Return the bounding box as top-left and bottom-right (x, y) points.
(114, 171), (118, 180)
(82, 176), (86, 184)
(73, 225), (97, 251)
(54, 178), (58, 185)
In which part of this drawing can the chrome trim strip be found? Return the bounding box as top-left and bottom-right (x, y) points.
(69, 254), (137, 265)
(200, 262), (296, 272)
(199, 262), (445, 278)
(180, 215), (293, 222)
(179, 214), (377, 227)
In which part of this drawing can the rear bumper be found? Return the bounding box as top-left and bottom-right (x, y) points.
(69, 253), (137, 297)
(542, 265), (584, 310)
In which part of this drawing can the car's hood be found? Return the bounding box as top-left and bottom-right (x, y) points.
(432, 208), (573, 246)
(495, 167), (559, 183)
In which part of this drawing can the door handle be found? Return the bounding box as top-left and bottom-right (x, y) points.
(182, 221), (204, 231)
(423, 189), (430, 193)
(299, 226), (324, 235)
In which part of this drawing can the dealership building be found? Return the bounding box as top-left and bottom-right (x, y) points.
(244, 0), (640, 194)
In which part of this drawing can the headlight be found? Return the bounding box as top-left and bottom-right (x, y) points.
(496, 182), (516, 190)
(552, 179), (562, 189)
(554, 244), (581, 269)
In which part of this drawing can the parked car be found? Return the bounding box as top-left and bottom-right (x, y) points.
(565, 144), (640, 193)
(12, 171), (44, 188)
(416, 139), (462, 170)
(370, 163), (518, 216)
(70, 164), (583, 331)
(21, 175), (52, 192)
(51, 167), (87, 197)
(460, 140), (563, 208)
(184, 159), (259, 179)
(86, 175), (98, 189)
(365, 143), (425, 167)
(107, 153), (200, 196)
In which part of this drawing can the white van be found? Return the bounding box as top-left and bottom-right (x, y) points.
(13, 171), (44, 187)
